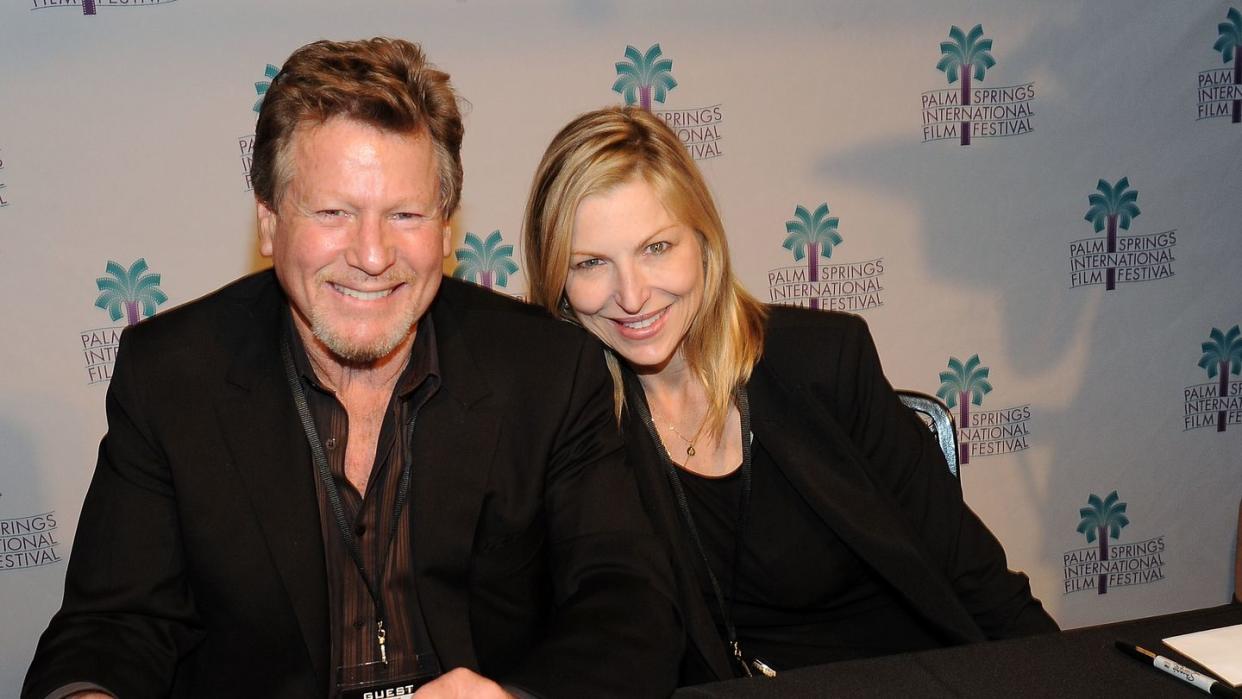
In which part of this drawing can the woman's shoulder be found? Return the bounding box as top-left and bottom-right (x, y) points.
(752, 307), (880, 396)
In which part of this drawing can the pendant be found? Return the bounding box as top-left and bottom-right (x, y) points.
(751, 658), (777, 678)
(687, 445), (696, 457)
(731, 640), (776, 679)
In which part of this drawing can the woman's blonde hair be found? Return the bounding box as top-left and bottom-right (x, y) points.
(523, 106), (766, 436)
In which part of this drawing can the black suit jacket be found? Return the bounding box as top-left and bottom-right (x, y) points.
(624, 306), (1058, 684)
(24, 271), (681, 699)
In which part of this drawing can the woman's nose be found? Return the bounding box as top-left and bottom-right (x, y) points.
(615, 264), (650, 315)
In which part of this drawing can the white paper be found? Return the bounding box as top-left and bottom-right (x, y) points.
(1164, 624), (1242, 686)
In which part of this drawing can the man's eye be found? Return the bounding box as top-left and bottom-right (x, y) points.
(316, 210), (347, 219)
(392, 212), (427, 222)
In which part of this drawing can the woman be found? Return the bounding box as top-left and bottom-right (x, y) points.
(522, 106), (1058, 685)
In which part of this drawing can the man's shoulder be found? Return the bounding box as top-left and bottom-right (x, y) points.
(434, 277), (591, 343)
(120, 269), (280, 359)
(431, 277), (607, 393)
(436, 276), (550, 318)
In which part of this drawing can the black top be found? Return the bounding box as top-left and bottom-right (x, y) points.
(677, 436), (946, 671)
(620, 307), (1057, 686)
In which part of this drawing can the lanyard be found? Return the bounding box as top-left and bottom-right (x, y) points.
(627, 376), (773, 678)
(280, 336), (417, 665)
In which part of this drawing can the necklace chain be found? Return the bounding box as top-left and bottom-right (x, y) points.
(653, 410), (707, 458)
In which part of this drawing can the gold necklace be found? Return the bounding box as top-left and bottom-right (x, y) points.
(654, 410), (708, 457)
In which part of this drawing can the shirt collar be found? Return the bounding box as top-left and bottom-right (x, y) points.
(282, 305), (440, 399)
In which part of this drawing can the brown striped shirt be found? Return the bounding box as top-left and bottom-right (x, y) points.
(287, 312), (440, 688)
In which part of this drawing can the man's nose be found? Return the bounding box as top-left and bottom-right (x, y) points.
(347, 216), (395, 276)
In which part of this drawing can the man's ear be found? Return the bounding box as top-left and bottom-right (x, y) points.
(257, 200), (277, 258)
(441, 223), (454, 258)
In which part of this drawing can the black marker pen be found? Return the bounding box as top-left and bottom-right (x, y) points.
(1115, 640), (1240, 698)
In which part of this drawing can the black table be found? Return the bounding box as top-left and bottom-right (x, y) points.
(674, 603), (1242, 697)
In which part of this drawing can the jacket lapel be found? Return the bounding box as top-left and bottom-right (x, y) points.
(213, 274), (329, 689)
(746, 363), (985, 644)
(408, 288), (499, 670)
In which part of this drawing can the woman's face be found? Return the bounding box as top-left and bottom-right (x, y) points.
(565, 177), (704, 373)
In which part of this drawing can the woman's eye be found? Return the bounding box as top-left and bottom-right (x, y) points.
(573, 258), (604, 270)
(646, 241), (671, 254)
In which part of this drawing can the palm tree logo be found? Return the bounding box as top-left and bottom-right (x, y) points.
(782, 203), (842, 311)
(936, 24), (996, 146)
(253, 64), (279, 114)
(1214, 8), (1242, 124)
(95, 259), (168, 326)
(453, 230), (519, 290)
(1076, 491), (1129, 595)
(613, 44), (678, 111)
(936, 354), (992, 465)
(1199, 325), (1242, 432)
(1083, 177), (1141, 291)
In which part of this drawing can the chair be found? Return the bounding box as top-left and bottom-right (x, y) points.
(897, 390), (959, 479)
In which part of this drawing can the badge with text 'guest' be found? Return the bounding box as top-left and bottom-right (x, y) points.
(337, 651), (441, 699)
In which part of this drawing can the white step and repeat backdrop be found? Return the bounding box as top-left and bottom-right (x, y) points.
(2, 0), (1240, 690)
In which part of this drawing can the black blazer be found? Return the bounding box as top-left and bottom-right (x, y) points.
(624, 306), (1058, 684)
(24, 271), (681, 699)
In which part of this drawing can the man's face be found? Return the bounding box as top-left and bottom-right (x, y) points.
(258, 117), (451, 364)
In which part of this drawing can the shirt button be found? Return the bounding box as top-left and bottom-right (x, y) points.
(325, 438), (337, 450)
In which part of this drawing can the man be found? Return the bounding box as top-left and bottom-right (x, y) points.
(23, 38), (680, 699)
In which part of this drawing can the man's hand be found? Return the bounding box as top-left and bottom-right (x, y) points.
(412, 668), (516, 699)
